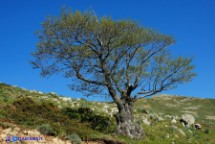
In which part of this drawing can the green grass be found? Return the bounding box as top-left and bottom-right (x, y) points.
(0, 83), (215, 143)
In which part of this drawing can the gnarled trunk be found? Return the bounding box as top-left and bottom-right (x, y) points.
(115, 99), (144, 139)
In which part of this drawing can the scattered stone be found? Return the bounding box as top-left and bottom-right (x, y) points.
(22, 129), (28, 135)
(111, 108), (118, 113)
(103, 104), (109, 108)
(27, 130), (41, 137)
(38, 91), (43, 94)
(206, 115), (215, 120)
(178, 129), (186, 137)
(0, 126), (71, 144)
(180, 114), (195, 127)
(142, 118), (150, 126)
(183, 106), (201, 110)
(165, 115), (172, 119)
(181, 122), (185, 127)
(171, 119), (177, 124)
(171, 125), (178, 130)
(173, 115), (179, 120)
(157, 116), (164, 121)
(149, 113), (163, 121)
(166, 134), (170, 139)
(50, 92), (57, 95)
(194, 123), (202, 129)
(73, 102), (80, 107)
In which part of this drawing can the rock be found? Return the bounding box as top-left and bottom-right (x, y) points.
(171, 119), (177, 124)
(22, 130), (28, 135)
(149, 113), (164, 121)
(173, 115), (179, 120)
(166, 134), (170, 139)
(181, 122), (185, 127)
(51, 137), (65, 144)
(165, 115), (172, 119)
(178, 129), (186, 137)
(111, 108), (118, 113)
(2, 128), (12, 134)
(180, 114), (195, 127)
(27, 130), (41, 137)
(194, 123), (202, 129)
(38, 91), (43, 94)
(172, 125), (178, 130)
(73, 102), (80, 107)
(116, 122), (144, 139)
(142, 118), (150, 126)
(157, 117), (164, 121)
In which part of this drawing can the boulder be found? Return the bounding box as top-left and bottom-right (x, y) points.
(142, 118), (150, 126)
(177, 129), (186, 137)
(171, 119), (177, 124)
(180, 114), (195, 127)
(116, 122), (144, 139)
(194, 123), (202, 129)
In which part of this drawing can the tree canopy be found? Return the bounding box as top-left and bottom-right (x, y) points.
(32, 9), (196, 138)
(32, 9), (196, 101)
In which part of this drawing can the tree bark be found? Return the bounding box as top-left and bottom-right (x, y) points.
(115, 97), (144, 139)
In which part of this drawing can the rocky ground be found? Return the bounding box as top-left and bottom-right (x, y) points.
(0, 83), (215, 144)
(0, 125), (105, 144)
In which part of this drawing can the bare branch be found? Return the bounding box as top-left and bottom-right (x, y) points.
(76, 70), (106, 86)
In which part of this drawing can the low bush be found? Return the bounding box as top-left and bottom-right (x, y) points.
(67, 133), (82, 144)
(38, 124), (57, 136)
(62, 107), (115, 133)
(62, 107), (80, 119)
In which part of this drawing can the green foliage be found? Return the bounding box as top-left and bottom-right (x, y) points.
(38, 124), (57, 136)
(31, 8), (196, 139)
(1, 83), (215, 144)
(67, 133), (82, 144)
(32, 8), (196, 100)
(0, 122), (14, 129)
(204, 128), (210, 134)
(62, 107), (116, 133)
(62, 107), (80, 119)
(2, 97), (65, 127)
(90, 115), (115, 133)
(3, 95), (9, 102)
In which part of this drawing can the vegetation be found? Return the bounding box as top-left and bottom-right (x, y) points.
(31, 8), (196, 138)
(0, 83), (215, 143)
(67, 133), (82, 144)
(38, 124), (57, 136)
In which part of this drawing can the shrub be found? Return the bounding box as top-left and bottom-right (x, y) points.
(0, 122), (13, 129)
(38, 124), (57, 136)
(62, 107), (80, 119)
(3, 95), (9, 102)
(204, 128), (210, 134)
(90, 115), (115, 133)
(62, 107), (115, 133)
(67, 133), (82, 144)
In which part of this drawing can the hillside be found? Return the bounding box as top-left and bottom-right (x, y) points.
(0, 83), (215, 144)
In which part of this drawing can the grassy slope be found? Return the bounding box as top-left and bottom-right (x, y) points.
(0, 83), (215, 144)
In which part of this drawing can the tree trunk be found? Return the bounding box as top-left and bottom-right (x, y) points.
(115, 99), (144, 139)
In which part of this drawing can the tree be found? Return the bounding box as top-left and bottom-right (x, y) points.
(31, 9), (196, 139)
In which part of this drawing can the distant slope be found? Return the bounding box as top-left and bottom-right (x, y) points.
(0, 83), (215, 144)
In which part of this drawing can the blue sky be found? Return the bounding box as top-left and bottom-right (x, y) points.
(0, 0), (214, 100)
